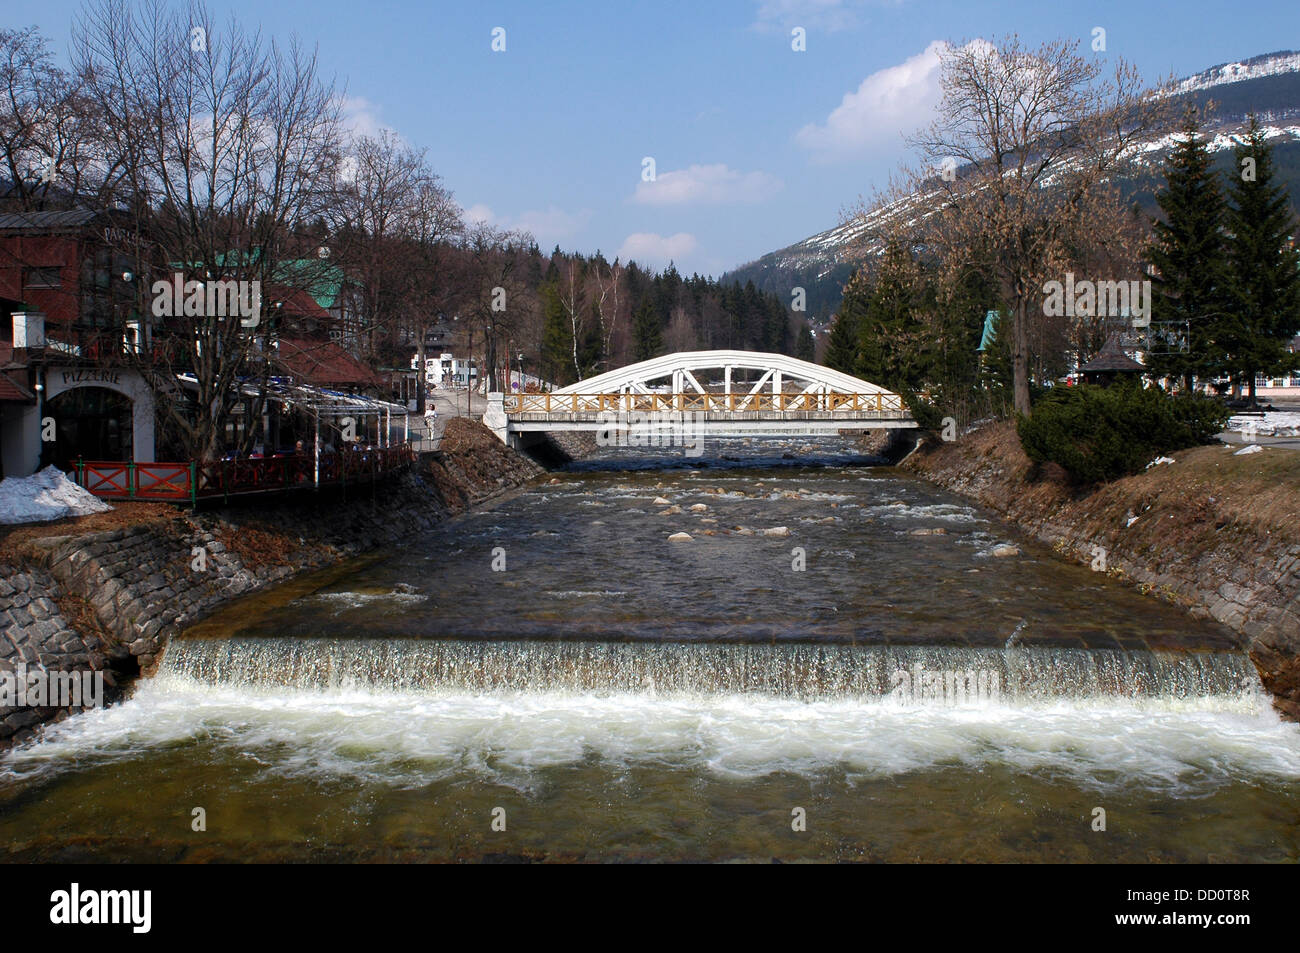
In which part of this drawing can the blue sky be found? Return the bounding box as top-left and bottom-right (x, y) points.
(16, 0), (1300, 276)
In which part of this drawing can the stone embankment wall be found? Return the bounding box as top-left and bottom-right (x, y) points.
(0, 420), (542, 746)
(903, 422), (1300, 719)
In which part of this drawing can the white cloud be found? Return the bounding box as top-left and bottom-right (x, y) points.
(339, 95), (394, 141)
(465, 204), (591, 248)
(795, 39), (952, 163)
(752, 0), (871, 33)
(512, 206), (591, 244)
(463, 203), (495, 225)
(617, 232), (699, 268)
(632, 164), (783, 206)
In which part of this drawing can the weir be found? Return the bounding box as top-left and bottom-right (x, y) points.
(158, 637), (1263, 707)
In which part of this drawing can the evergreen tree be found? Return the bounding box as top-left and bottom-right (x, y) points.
(823, 290), (862, 374)
(631, 298), (663, 361)
(771, 296), (792, 353)
(795, 323), (815, 362)
(1224, 112), (1300, 404)
(539, 282), (575, 385)
(1146, 108), (1233, 391)
(857, 241), (926, 393)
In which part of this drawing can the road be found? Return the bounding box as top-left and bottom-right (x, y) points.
(409, 386), (487, 451)
(1217, 430), (1300, 451)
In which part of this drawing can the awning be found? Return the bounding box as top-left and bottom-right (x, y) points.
(176, 374), (408, 417)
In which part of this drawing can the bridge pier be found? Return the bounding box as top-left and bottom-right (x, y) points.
(484, 392), (510, 445)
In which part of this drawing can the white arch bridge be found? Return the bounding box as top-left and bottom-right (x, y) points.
(483, 350), (915, 449)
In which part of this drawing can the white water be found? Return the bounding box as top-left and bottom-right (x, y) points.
(6, 638), (1298, 797)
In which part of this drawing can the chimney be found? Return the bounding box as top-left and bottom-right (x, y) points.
(12, 311), (46, 349)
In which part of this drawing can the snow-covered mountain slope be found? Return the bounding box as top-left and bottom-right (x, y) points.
(723, 51), (1300, 321)
(1163, 51), (1300, 98)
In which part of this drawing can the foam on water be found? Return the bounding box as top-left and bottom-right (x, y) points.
(5, 638), (1296, 796)
(866, 502), (982, 524)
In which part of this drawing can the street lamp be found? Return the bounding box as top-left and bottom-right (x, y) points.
(517, 351), (524, 391)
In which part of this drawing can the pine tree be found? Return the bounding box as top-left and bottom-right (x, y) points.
(631, 298), (663, 361)
(1145, 108), (1233, 392)
(1225, 112), (1300, 404)
(823, 283), (863, 374)
(795, 323), (815, 362)
(539, 282), (575, 385)
(766, 296), (790, 353)
(857, 241), (926, 393)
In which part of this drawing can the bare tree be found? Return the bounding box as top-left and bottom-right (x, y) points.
(400, 173), (463, 410)
(555, 255), (589, 381)
(330, 129), (427, 359)
(664, 306), (697, 353)
(71, 0), (343, 459)
(0, 27), (105, 211)
(852, 36), (1167, 414)
(459, 222), (530, 392)
(589, 253), (625, 374)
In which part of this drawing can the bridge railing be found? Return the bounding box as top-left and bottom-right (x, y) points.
(503, 392), (907, 414)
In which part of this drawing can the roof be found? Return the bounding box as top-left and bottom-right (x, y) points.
(0, 209), (99, 232)
(273, 337), (383, 388)
(269, 286), (333, 321)
(1080, 333), (1146, 374)
(276, 259), (343, 311)
(0, 345), (33, 401)
(977, 310), (999, 352)
(172, 255), (344, 313)
(176, 373), (405, 416)
(0, 373), (34, 402)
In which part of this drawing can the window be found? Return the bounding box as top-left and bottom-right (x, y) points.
(24, 266), (62, 289)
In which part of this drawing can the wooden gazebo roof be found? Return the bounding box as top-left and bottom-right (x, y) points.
(1080, 334), (1145, 374)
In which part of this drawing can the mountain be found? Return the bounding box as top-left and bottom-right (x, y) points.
(721, 51), (1300, 325)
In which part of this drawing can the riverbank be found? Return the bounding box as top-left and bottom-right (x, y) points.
(902, 421), (1300, 719)
(0, 419), (542, 746)
(7, 437), (1291, 864)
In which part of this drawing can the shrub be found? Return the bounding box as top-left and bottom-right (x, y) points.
(1015, 383), (1229, 484)
(903, 391), (945, 432)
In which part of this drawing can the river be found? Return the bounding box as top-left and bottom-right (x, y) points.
(2, 436), (1298, 862)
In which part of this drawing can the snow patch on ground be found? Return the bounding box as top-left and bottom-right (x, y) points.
(1227, 412), (1300, 437)
(0, 466), (113, 525)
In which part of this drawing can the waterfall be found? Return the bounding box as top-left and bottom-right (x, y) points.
(156, 636), (1263, 707)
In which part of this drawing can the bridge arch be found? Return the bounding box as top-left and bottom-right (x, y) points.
(486, 349), (914, 448)
(551, 349), (897, 399)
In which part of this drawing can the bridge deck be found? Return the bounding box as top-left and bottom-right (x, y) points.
(501, 393), (915, 434)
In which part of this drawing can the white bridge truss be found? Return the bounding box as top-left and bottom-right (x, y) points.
(484, 350), (916, 445)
